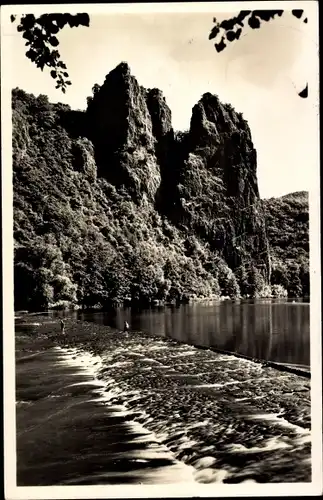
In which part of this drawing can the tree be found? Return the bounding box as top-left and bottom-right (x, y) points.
(299, 258), (310, 297)
(13, 9), (307, 96)
(209, 9), (308, 98)
(235, 264), (249, 296)
(286, 263), (303, 298)
(209, 9), (307, 53)
(247, 265), (266, 298)
(11, 13), (90, 92)
(217, 262), (241, 299)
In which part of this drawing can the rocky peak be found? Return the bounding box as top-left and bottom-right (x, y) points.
(86, 63), (161, 201)
(84, 62), (270, 279)
(110, 61), (131, 77)
(146, 87), (175, 212)
(189, 93), (248, 150)
(168, 91), (270, 278)
(146, 88), (173, 139)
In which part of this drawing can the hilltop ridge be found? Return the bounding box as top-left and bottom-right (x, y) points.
(12, 63), (308, 310)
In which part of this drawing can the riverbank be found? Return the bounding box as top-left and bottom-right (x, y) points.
(18, 292), (310, 313)
(15, 315), (311, 485)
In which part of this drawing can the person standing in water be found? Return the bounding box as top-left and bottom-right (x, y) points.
(123, 321), (129, 333)
(60, 319), (65, 335)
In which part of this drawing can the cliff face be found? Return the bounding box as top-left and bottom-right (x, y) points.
(86, 63), (161, 202)
(163, 93), (270, 278)
(13, 62), (277, 310)
(86, 64), (270, 279)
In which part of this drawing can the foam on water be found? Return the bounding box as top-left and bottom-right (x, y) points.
(248, 412), (310, 436)
(22, 331), (310, 485)
(55, 345), (197, 484)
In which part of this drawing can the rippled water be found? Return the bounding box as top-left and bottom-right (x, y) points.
(15, 309), (311, 486)
(75, 299), (310, 367)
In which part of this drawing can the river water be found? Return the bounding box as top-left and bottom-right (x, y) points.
(15, 299), (311, 486)
(76, 298), (310, 368)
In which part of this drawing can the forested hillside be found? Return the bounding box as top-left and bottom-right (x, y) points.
(12, 63), (309, 311)
(263, 192), (309, 297)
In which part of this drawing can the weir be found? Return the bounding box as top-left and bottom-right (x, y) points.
(15, 315), (311, 485)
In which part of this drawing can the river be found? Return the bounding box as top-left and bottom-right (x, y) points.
(74, 298), (310, 368)
(15, 299), (311, 486)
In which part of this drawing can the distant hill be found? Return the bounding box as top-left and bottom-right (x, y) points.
(12, 63), (308, 311)
(263, 191), (309, 297)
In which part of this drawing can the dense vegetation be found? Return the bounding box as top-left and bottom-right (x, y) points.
(263, 192), (309, 298)
(12, 86), (309, 311)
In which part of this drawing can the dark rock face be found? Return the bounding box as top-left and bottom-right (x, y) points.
(86, 65), (270, 279)
(145, 88), (177, 211)
(146, 88), (173, 141)
(165, 93), (270, 278)
(86, 62), (160, 202)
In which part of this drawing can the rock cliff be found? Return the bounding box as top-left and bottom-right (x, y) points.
(13, 62), (284, 310)
(169, 93), (270, 279)
(86, 62), (161, 203)
(86, 64), (270, 279)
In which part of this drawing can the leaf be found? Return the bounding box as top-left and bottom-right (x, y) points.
(76, 13), (90, 27)
(25, 49), (37, 61)
(48, 36), (59, 47)
(23, 14), (36, 29)
(209, 25), (220, 40)
(253, 10), (282, 22)
(237, 11), (251, 23)
(55, 14), (69, 29)
(49, 23), (60, 35)
(10, 15), (16, 23)
(63, 72), (69, 77)
(220, 18), (235, 30)
(66, 81), (72, 85)
(292, 9), (304, 19)
(22, 31), (33, 40)
(50, 70), (57, 79)
(298, 83), (308, 99)
(248, 15), (261, 29)
(66, 15), (76, 28)
(226, 30), (236, 42)
(215, 37), (226, 53)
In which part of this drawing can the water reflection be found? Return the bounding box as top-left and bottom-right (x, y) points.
(72, 299), (309, 367)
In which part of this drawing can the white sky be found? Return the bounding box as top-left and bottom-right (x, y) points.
(3, 3), (320, 199)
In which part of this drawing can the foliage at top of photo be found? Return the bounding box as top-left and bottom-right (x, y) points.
(209, 9), (307, 52)
(11, 13), (90, 93)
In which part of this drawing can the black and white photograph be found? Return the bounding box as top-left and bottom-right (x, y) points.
(1, 1), (321, 498)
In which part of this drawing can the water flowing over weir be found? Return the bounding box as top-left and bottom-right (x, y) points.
(16, 344), (195, 486)
(15, 317), (311, 485)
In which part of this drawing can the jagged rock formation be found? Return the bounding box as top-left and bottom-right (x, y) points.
(86, 62), (161, 203)
(87, 64), (270, 279)
(158, 92), (270, 279)
(145, 88), (176, 210)
(13, 62), (288, 311)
